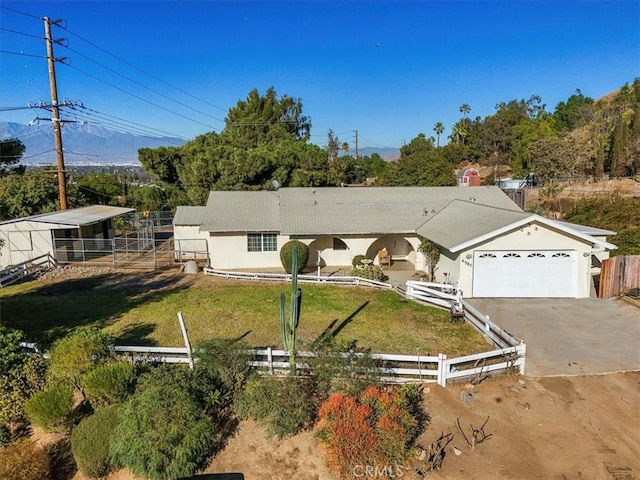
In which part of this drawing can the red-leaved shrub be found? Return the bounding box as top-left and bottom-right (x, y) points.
(315, 386), (419, 477)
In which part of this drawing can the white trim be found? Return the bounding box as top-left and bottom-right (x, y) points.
(449, 214), (616, 253)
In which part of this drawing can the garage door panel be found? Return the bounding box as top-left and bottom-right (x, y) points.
(472, 250), (577, 298)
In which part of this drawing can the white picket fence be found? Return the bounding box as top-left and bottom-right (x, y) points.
(110, 344), (525, 387)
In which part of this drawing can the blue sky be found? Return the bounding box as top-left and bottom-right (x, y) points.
(1, 0), (638, 151)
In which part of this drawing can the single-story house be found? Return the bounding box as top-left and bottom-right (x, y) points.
(0, 205), (134, 268)
(457, 167), (481, 186)
(173, 186), (616, 298)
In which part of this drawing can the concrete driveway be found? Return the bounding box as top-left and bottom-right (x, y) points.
(467, 298), (640, 377)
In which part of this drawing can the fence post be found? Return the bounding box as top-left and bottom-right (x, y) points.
(518, 342), (526, 375)
(177, 312), (194, 370)
(437, 353), (447, 387)
(112, 239), (116, 267)
(267, 346), (273, 375)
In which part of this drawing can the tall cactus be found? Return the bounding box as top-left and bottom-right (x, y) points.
(280, 246), (302, 373)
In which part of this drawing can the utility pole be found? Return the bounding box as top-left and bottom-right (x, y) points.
(44, 17), (68, 210)
(354, 129), (359, 159)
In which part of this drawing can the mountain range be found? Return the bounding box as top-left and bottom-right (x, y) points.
(0, 122), (399, 165)
(0, 122), (185, 166)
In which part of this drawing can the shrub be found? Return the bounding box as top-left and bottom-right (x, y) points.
(109, 384), (216, 480)
(0, 423), (10, 447)
(0, 355), (47, 424)
(47, 328), (113, 388)
(82, 362), (136, 408)
(315, 386), (422, 477)
(194, 339), (253, 396)
(23, 384), (74, 433)
(351, 254), (367, 268)
(280, 240), (309, 274)
(351, 264), (385, 281)
(71, 406), (120, 478)
(0, 439), (50, 480)
(236, 374), (320, 439)
(0, 326), (27, 372)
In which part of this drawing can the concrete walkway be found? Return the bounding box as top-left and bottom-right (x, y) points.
(468, 298), (640, 377)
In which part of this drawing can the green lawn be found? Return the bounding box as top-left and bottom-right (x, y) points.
(0, 272), (490, 356)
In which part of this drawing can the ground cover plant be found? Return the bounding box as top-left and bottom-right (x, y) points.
(0, 271), (490, 356)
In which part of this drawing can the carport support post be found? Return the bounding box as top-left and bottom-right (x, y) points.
(177, 311), (194, 370)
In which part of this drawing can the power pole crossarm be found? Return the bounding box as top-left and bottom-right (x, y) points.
(43, 17), (68, 210)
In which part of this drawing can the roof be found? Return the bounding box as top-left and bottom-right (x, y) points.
(417, 201), (616, 252)
(199, 191), (280, 232)
(0, 205), (134, 227)
(278, 186), (520, 235)
(457, 167), (479, 178)
(173, 206), (206, 226)
(416, 201), (531, 250)
(551, 220), (616, 237)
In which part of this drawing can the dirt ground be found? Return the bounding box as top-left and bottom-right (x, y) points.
(65, 372), (640, 480)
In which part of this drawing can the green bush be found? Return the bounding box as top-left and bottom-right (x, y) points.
(82, 362), (136, 408)
(71, 406), (120, 478)
(24, 384), (74, 433)
(0, 327), (48, 424)
(236, 374), (320, 438)
(280, 240), (310, 274)
(0, 355), (47, 424)
(109, 384), (216, 480)
(194, 339), (253, 396)
(0, 440), (50, 480)
(0, 423), (10, 447)
(351, 254), (367, 268)
(351, 264), (385, 281)
(47, 328), (113, 388)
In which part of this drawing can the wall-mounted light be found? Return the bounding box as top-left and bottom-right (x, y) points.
(465, 253), (472, 259)
(583, 252), (590, 257)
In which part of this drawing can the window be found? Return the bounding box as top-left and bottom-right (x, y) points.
(552, 252), (571, 258)
(503, 253), (521, 258)
(247, 233), (277, 252)
(527, 253), (545, 258)
(478, 253), (497, 258)
(333, 238), (348, 251)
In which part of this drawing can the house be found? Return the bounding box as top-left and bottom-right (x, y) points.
(0, 205), (134, 268)
(173, 186), (616, 298)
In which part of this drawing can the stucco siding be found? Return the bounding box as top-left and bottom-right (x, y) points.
(208, 233), (290, 269)
(0, 221), (56, 268)
(451, 222), (593, 298)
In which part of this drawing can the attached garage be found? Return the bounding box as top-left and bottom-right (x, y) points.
(472, 250), (578, 298)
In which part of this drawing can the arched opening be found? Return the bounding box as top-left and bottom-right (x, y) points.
(365, 235), (416, 267)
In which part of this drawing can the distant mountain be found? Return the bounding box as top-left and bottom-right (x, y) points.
(350, 147), (400, 161)
(0, 122), (185, 165)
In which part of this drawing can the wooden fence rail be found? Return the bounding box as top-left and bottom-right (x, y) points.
(0, 253), (57, 288)
(599, 255), (640, 298)
(108, 345), (525, 387)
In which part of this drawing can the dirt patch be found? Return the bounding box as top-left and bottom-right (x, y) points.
(61, 372), (640, 480)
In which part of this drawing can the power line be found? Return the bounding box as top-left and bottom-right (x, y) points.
(0, 50), (46, 59)
(0, 27), (42, 39)
(57, 24), (230, 114)
(61, 44), (227, 125)
(0, 5), (41, 20)
(60, 61), (222, 132)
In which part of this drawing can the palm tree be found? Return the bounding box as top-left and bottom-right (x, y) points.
(433, 122), (445, 147)
(451, 120), (468, 145)
(459, 103), (471, 119)
(341, 142), (350, 155)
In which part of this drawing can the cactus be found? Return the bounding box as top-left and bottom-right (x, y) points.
(280, 246), (302, 373)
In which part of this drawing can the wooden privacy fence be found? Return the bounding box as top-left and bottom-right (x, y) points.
(0, 253), (57, 288)
(110, 344), (526, 387)
(599, 255), (640, 298)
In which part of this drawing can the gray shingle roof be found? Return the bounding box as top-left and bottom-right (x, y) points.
(173, 206), (206, 226)
(199, 191), (280, 232)
(278, 186), (520, 235)
(416, 200), (531, 250)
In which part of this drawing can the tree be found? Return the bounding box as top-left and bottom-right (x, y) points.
(138, 146), (183, 185)
(554, 89), (594, 131)
(433, 122), (445, 147)
(0, 139), (26, 176)
(379, 134), (455, 186)
(459, 103), (471, 118)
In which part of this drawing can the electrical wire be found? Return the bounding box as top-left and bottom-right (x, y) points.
(0, 27), (42, 40)
(60, 61), (222, 132)
(0, 5), (41, 20)
(0, 50), (45, 59)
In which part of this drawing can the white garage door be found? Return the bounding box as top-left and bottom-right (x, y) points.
(472, 250), (578, 298)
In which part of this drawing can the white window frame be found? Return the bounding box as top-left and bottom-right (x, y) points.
(247, 233), (277, 252)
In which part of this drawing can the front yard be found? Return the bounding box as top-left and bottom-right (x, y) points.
(0, 267), (490, 356)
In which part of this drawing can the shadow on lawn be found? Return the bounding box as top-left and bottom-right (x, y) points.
(313, 301), (370, 346)
(0, 271), (189, 347)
